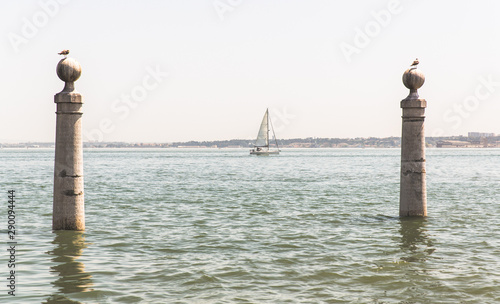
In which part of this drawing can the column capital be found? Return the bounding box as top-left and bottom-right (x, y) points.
(401, 98), (426, 108)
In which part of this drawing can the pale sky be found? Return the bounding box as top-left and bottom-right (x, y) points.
(1, 0), (500, 142)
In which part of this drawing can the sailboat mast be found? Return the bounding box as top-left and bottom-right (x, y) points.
(266, 108), (270, 147)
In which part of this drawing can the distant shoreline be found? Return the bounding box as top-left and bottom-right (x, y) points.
(90, 145), (497, 149)
(2, 135), (499, 149)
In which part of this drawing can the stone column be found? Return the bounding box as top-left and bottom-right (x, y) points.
(400, 65), (427, 217)
(53, 57), (85, 230)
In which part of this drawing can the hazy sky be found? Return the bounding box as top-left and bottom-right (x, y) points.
(2, 0), (500, 142)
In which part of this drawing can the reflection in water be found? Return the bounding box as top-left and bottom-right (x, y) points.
(399, 217), (435, 262)
(44, 231), (93, 304)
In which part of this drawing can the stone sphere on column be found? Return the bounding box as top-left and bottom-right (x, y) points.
(402, 68), (425, 90)
(56, 58), (82, 83)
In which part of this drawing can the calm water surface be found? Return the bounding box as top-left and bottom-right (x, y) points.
(1, 148), (499, 303)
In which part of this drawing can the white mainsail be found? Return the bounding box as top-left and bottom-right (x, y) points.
(254, 109), (269, 147)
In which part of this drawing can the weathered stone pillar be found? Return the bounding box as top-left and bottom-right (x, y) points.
(53, 57), (85, 230)
(400, 64), (427, 217)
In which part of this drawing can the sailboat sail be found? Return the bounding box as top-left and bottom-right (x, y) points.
(254, 109), (269, 147)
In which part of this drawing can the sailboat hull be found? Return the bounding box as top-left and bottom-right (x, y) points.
(250, 149), (280, 155)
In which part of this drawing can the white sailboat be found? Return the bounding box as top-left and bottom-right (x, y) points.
(250, 108), (280, 155)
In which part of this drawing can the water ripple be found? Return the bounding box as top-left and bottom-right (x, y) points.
(1, 148), (500, 303)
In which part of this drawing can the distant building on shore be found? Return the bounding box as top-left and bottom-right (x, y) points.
(436, 140), (478, 148)
(468, 132), (495, 138)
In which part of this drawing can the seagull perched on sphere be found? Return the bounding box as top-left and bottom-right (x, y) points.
(410, 58), (419, 68)
(58, 50), (70, 57)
